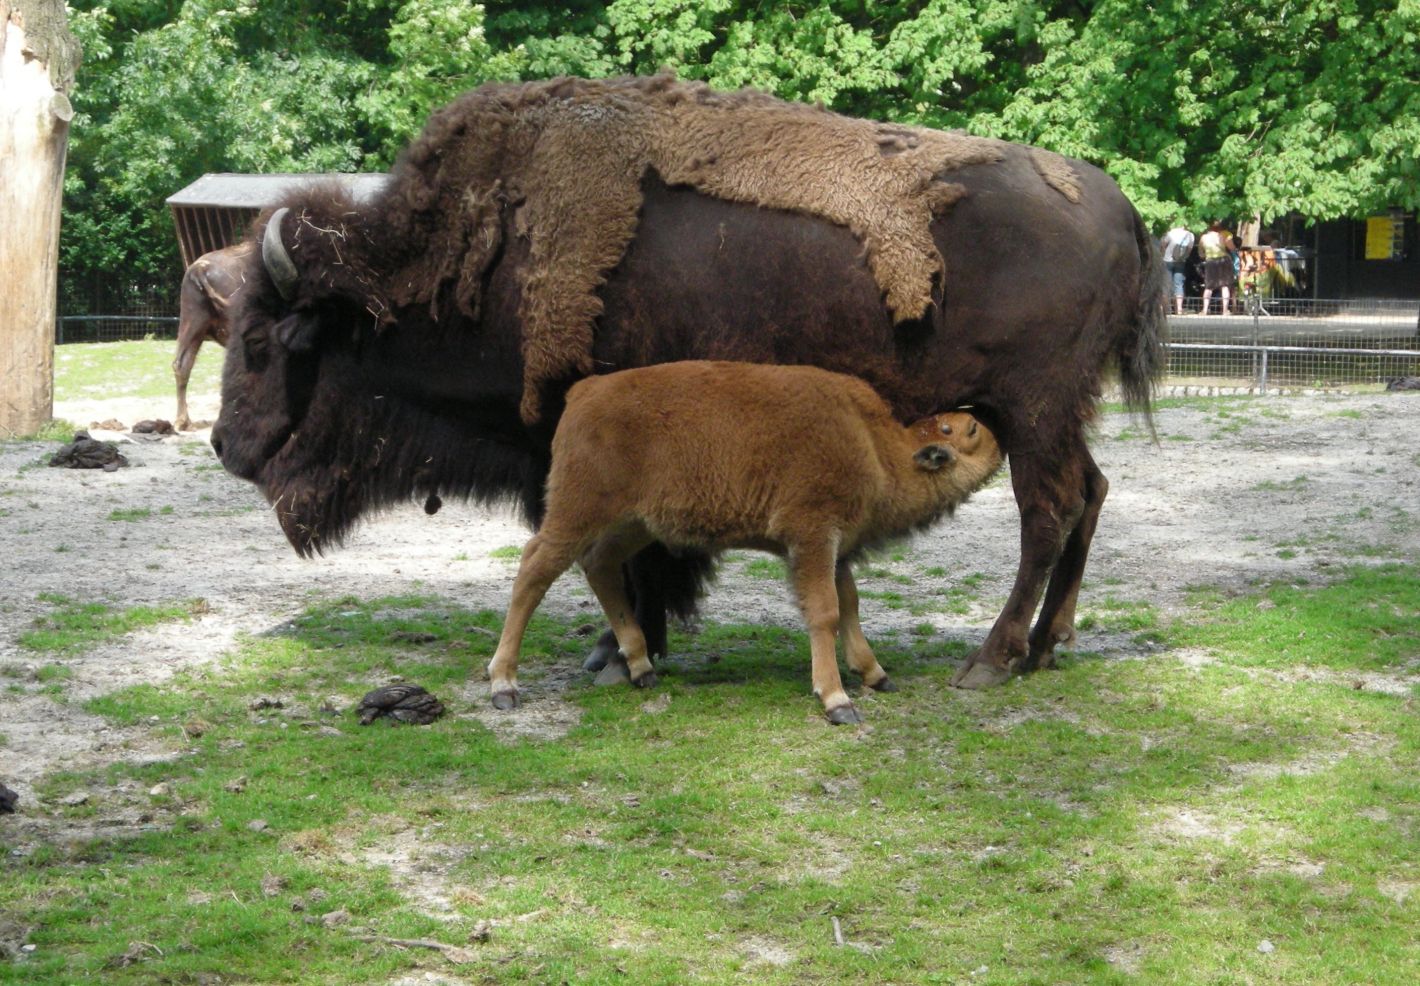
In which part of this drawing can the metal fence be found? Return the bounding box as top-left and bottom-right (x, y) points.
(53, 290), (1420, 390)
(1166, 297), (1420, 392)
(55, 274), (179, 344)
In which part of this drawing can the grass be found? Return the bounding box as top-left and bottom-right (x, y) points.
(53, 339), (223, 403)
(3, 568), (1417, 984)
(18, 593), (206, 656)
(107, 506), (175, 522)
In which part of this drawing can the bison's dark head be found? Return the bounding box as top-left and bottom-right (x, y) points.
(210, 206), (370, 554)
(211, 198), (542, 556)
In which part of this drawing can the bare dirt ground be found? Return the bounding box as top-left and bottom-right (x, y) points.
(2, 388), (1418, 810)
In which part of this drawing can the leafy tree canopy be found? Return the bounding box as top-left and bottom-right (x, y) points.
(62, 0), (1420, 294)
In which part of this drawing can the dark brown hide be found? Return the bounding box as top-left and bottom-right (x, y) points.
(173, 243), (251, 430)
(211, 90), (1166, 686)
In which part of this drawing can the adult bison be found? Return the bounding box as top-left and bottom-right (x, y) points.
(211, 76), (1165, 690)
(172, 243), (251, 430)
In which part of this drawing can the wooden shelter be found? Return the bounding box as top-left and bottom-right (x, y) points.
(166, 172), (390, 268)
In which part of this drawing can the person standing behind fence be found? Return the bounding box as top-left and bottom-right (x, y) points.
(1160, 221), (1196, 315)
(1199, 221), (1237, 315)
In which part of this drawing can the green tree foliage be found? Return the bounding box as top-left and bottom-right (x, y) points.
(62, 0), (1420, 298)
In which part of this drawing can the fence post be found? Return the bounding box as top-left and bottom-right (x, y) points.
(1259, 348), (1269, 395)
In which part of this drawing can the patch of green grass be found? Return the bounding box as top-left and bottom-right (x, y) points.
(18, 594), (205, 656)
(1330, 408), (1364, 419)
(742, 557), (787, 580)
(54, 339), (222, 403)
(18, 418), (81, 442)
(488, 545), (524, 561)
(1076, 596), (1160, 633)
(5, 576), (1420, 985)
(1170, 564), (1418, 673)
(1253, 475), (1309, 492)
(107, 507), (153, 522)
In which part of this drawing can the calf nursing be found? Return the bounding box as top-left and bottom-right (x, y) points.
(489, 361), (1003, 723)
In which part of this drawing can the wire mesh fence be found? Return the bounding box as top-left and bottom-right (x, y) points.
(53, 282), (1420, 390)
(1166, 297), (1420, 391)
(56, 273), (179, 344)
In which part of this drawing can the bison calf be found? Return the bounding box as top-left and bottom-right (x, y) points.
(488, 361), (1003, 724)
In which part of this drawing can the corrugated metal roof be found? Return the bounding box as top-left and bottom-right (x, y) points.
(166, 173), (391, 209)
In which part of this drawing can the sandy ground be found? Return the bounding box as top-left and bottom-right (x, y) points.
(2, 388), (1418, 812)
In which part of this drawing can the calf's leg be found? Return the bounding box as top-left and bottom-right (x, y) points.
(835, 562), (895, 693)
(579, 529), (658, 687)
(584, 545), (714, 671)
(789, 541), (860, 725)
(488, 533), (581, 709)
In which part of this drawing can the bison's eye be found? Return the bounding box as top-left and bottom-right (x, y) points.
(243, 331), (270, 372)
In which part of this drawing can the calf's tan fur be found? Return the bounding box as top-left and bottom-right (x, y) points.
(488, 361), (1003, 724)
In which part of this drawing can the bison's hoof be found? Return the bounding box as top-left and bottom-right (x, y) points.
(826, 704), (864, 726)
(593, 653), (632, 687)
(583, 629), (620, 672)
(491, 690), (519, 711)
(869, 675), (899, 693)
(632, 670), (659, 690)
(950, 661), (1013, 690)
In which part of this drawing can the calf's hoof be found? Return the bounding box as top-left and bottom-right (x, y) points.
(869, 675), (898, 693)
(632, 670), (659, 690)
(490, 690), (519, 711)
(826, 704), (864, 726)
(583, 629), (620, 672)
(950, 661), (1012, 690)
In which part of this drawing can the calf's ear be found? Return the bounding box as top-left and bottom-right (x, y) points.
(276, 314), (321, 354)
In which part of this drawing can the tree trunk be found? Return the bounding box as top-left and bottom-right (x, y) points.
(0, 0), (78, 437)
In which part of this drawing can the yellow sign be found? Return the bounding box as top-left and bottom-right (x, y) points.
(1365, 215), (1402, 260)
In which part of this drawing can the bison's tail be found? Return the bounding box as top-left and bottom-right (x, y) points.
(1116, 206), (1169, 440)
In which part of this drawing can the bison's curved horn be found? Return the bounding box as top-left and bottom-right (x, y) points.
(261, 207), (299, 301)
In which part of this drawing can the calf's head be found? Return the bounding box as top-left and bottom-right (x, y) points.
(910, 410), (998, 471)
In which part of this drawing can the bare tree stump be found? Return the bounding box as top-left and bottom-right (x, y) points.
(0, 1), (79, 437)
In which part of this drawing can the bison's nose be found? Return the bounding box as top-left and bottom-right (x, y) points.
(209, 428), (225, 461)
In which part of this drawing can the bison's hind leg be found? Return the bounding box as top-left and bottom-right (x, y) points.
(1022, 446), (1108, 671)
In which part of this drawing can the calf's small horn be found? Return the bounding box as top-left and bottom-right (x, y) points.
(262, 207), (299, 301)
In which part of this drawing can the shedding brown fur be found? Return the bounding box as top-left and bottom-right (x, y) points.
(487, 361), (1003, 724)
(385, 75), (1006, 422)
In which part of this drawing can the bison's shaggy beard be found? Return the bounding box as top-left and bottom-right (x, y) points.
(256, 376), (546, 559)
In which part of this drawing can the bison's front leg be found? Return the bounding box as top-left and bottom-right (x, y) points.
(952, 448), (1085, 690)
